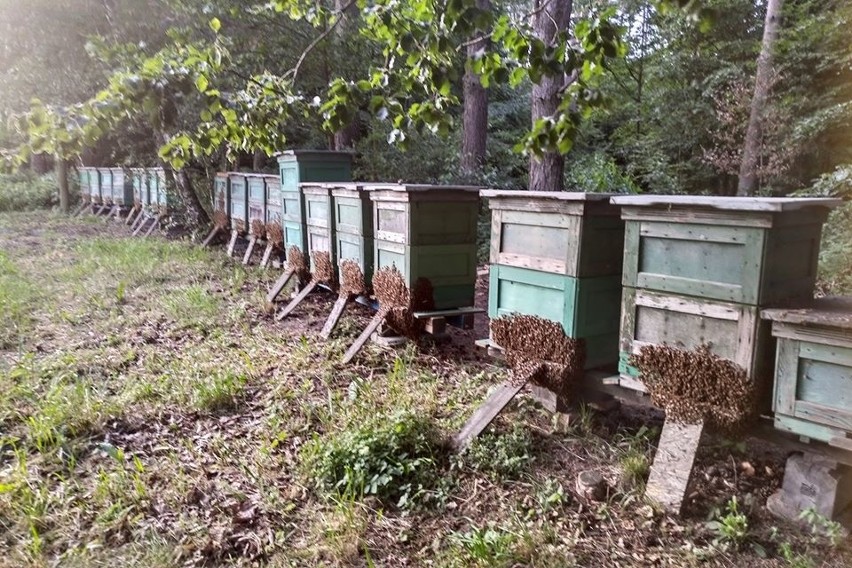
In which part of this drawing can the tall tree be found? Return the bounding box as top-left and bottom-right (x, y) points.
(461, 0), (492, 175)
(737, 0), (784, 196)
(529, 0), (573, 191)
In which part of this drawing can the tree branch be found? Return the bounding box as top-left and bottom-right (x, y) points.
(287, 0), (357, 82)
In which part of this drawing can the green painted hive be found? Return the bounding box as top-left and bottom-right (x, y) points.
(228, 172), (249, 233)
(97, 168), (114, 204)
(366, 184), (480, 310)
(612, 195), (842, 393)
(483, 190), (625, 369)
(77, 168), (91, 203)
(301, 183), (336, 273)
(109, 167), (134, 207)
(213, 173), (230, 223)
(276, 150), (352, 256)
(131, 168), (148, 208)
(264, 176), (283, 247)
(246, 174), (267, 237)
(762, 299), (852, 450)
(331, 183), (373, 284)
(151, 168), (174, 214)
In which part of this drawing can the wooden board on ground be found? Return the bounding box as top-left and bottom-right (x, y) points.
(124, 208), (138, 226)
(242, 236), (257, 265)
(320, 294), (351, 339)
(226, 230), (239, 258)
(645, 419), (705, 515)
(275, 279), (318, 320)
(201, 226), (220, 247)
(342, 311), (386, 364)
(266, 269), (295, 304)
(143, 216), (160, 237)
(452, 381), (528, 451)
(260, 244), (274, 267)
(131, 216), (149, 236)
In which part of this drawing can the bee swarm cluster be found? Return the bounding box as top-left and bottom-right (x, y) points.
(630, 344), (758, 433)
(339, 259), (367, 296)
(311, 251), (336, 286)
(251, 219), (266, 238)
(266, 223), (283, 247)
(286, 246), (310, 282)
(490, 315), (586, 396)
(372, 266), (435, 340)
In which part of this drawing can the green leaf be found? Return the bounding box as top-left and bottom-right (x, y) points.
(209, 17), (221, 33)
(196, 75), (209, 93)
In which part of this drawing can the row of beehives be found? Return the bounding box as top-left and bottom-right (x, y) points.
(214, 151), (482, 311)
(482, 190), (851, 452)
(77, 166), (175, 214)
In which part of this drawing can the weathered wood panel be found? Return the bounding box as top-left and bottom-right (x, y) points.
(229, 173), (249, 232)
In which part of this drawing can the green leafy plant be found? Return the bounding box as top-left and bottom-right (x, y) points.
(707, 496), (750, 550)
(449, 523), (516, 566)
(456, 423), (533, 479)
(301, 410), (442, 509)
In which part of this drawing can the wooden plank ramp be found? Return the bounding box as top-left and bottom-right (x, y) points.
(242, 236), (258, 265)
(142, 215), (161, 237)
(266, 269), (295, 304)
(275, 280), (318, 321)
(124, 207), (138, 226)
(452, 381), (529, 451)
(201, 226), (220, 247)
(342, 311), (387, 364)
(226, 230), (239, 258)
(259, 244), (274, 267)
(645, 419), (705, 515)
(320, 294), (352, 339)
(131, 215), (149, 236)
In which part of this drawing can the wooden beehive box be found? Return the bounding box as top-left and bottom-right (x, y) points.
(151, 168), (174, 214)
(365, 184), (480, 310)
(276, 150), (352, 255)
(264, 175), (283, 247)
(762, 299), (852, 450)
(109, 167), (134, 207)
(483, 190), (625, 369)
(98, 168), (114, 204)
(331, 183), (373, 283)
(77, 168), (90, 203)
(228, 172), (249, 233)
(611, 195), (842, 392)
(213, 172), (230, 223)
(131, 168), (148, 208)
(301, 183), (336, 272)
(246, 174), (267, 238)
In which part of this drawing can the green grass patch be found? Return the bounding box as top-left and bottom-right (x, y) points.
(0, 251), (41, 349)
(0, 172), (63, 212)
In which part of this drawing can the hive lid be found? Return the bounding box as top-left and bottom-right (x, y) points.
(362, 183), (481, 193)
(761, 297), (852, 330)
(275, 149), (354, 162)
(610, 195), (843, 212)
(481, 190), (617, 200)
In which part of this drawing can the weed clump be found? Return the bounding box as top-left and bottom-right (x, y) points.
(301, 410), (444, 509)
(456, 423), (533, 479)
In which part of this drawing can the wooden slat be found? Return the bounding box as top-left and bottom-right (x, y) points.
(635, 273), (744, 304)
(266, 269), (295, 304)
(735, 305), (759, 371)
(226, 230), (239, 258)
(452, 381), (528, 451)
(412, 306), (484, 318)
(260, 244), (274, 268)
(124, 207), (138, 226)
(634, 289), (740, 321)
(320, 294), (351, 339)
(795, 401), (852, 432)
(131, 216), (149, 236)
(142, 215), (160, 237)
(771, 322), (852, 349)
(639, 222), (748, 244)
(645, 419), (705, 515)
(773, 338), (799, 415)
(342, 311), (386, 364)
(242, 236), (257, 265)
(799, 341), (852, 367)
(201, 226), (220, 248)
(275, 279), (318, 320)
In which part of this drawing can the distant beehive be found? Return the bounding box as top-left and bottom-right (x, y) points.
(109, 167), (134, 207)
(97, 168), (114, 205)
(330, 183), (373, 287)
(246, 174), (267, 238)
(131, 168), (148, 208)
(483, 191), (625, 370)
(229, 173), (248, 233)
(264, 175), (283, 247)
(365, 184), (480, 310)
(213, 173), (230, 228)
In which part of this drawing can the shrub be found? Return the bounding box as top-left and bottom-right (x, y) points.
(818, 203), (852, 295)
(301, 410), (443, 509)
(0, 172), (63, 212)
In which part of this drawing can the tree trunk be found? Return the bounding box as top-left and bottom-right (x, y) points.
(737, 0), (783, 196)
(252, 149), (265, 171)
(461, 0), (491, 175)
(56, 157), (70, 213)
(332, 0), (361, 151)
(529, 0), (573, 192)
(157, 132), (209, 227)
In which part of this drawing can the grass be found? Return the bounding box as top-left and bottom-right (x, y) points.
(0, 211), (850, 567)
(0, 172), (66, 212)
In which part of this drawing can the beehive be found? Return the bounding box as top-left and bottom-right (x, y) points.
(301, 183), (336, 274)
(246, 174), (267, 238)
(762, 299), (852, 449)
(131, 168), (148, 209)
(109, 167), (134, 208)
(365, 184), (480, 310)
(228, 172), (249, 233)
(213, 173), (230, 227)
(276, 150), (352, 256)
(97, 168), (114, 205)
(483, 191), (624, 369)
(330, 183), (373, 286)
(151, 168), (175, 214)
(612, 195), (842, 393)
(264, 175), (283, 247)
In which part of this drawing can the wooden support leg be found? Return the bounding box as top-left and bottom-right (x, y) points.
(242, 236), (257, 265)
(452, 381), (528, 451)
(266, 269), (295, 304)
(131, 215), (148, 236)
(342, 311), (387, 364)
(320, 294), (352, 339)
(95, 204), (108, 216)
(72, 202), (87, 216)
(143, 215), (160, 237)
(226, 230), (239, 258)
(124, 207), (138, 226)
(259, 244), (274, 268)
(275, 280), (318, 321)
(201, 226), (221, 248)
(113, 206), (122, 220)
(644, 419), (705, 515)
